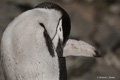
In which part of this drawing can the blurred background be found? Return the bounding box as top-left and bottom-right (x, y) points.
(0, 0), (120, 80)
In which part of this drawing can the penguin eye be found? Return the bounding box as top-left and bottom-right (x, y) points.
(59, 27), (61, 31)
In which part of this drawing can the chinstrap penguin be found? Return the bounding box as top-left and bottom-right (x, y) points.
(1, 2), (101, 80)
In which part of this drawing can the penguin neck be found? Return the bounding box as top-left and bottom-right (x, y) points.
(52, 35), (67, 80)
(52, 34), (59, 49)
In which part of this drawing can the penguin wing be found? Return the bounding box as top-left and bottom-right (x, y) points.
(63, 39), (99, 57)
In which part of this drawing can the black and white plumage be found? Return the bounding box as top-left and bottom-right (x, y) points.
(0, 2), (101, 80)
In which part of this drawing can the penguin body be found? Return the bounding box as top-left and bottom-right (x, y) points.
(1, 2), (101, 80)
(1, 3), (70, 80)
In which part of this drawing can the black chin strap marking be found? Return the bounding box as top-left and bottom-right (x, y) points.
(40, 23), (55, 57)
(52, 18), (62, 41)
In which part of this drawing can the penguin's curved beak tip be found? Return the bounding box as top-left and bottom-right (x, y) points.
(94, 50), (102, 57)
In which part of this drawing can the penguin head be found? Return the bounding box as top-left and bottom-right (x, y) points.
(35, 2), (71, 48)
